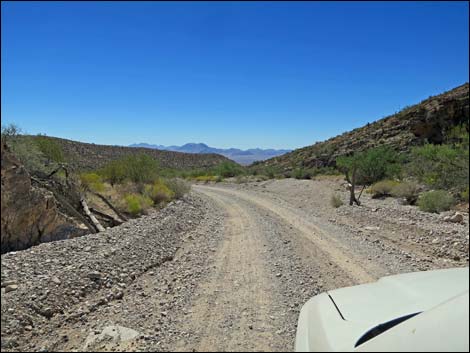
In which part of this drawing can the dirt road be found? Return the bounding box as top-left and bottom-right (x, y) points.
(2, 180), (467, 352)
(170, 185), (380, 351)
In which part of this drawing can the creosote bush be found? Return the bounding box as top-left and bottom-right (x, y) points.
(165, 178), (191, 199)
(145, 179), (175, 204)
(417, 190), (455, 213)
(124, 194), (153, 216)
(368, 180), (400, 198)
(330, 194), (344, 208)
(390, 181), (421, 205)
(79, 172), (105, 193)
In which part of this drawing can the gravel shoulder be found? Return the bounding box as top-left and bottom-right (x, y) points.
(1, 178), (468, 352)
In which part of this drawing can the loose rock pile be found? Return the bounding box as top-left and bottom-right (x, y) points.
(0, 194), (207, 351)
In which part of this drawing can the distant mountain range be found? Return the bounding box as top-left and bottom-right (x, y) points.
(129, 143), (291, 165)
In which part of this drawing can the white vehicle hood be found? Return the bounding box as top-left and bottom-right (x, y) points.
(328, 267), (469, 324)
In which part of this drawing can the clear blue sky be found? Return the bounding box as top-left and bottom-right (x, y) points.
(1, 1), (468, 150)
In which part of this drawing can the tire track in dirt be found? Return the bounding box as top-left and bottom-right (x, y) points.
(196, 185), (379, 284)
(173, 188), (286, 352)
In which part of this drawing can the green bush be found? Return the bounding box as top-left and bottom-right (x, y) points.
(124, 194), (153, 216)
(8, 136), (49, 174)
(35, 136), (65, 163)
(417, 190), (455, 213)
(145, 179), (174, 204)
(79, 172), (105, 193)
(265, 167), (276, 179)
(213, 161), (244, 178)
(99, 153), (159, 185)
(461, 187), (469, 202)
(408, 143), (469, 193)
(330, 194), (344, 208)
(194, 175), (218, 183)
(99, 159), (127, 185)
(390, 181), (421, 205)
(124, 154), (159, 184)
(165, 178), (191, 199)
(368, 180), (400, 198)
(293, 168), (313, 180)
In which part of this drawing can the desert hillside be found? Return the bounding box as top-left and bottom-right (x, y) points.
(25, 136), (233, 171)
(256, 83), (469, 171)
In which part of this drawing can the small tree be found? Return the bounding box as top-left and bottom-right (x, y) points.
(337, 146), (401, 205)
(1, 123), (22, 145)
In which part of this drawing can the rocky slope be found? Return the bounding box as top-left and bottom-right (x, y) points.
(1, 194), (212, 351)
(256, 83), (469, 171)
(23, 136), (233, 171)
(1, 142), (88, 254)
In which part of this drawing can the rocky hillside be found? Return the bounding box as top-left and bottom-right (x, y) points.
(24, 136), (233, 171)
(1, 142), (88, 253)
(256, 83), (469, 171)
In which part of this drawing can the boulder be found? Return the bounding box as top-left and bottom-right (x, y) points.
(444, 212), (464, 223)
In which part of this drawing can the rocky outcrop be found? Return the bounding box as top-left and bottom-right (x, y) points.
(1, 143), (87, 253)
(256, 83), (469, 171)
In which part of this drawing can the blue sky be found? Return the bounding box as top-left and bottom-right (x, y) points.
(1, 1), (468, 150)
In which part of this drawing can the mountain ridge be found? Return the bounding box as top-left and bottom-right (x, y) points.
(129, 142), (291, 165)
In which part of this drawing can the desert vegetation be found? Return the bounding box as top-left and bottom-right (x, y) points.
(1, 124), (193, 223)
(334, 125), (469, 212)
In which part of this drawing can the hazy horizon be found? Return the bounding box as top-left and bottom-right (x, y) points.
(2, 1), (469, 150)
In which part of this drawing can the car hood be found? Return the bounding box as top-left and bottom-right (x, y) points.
(328, 267), (469, 324)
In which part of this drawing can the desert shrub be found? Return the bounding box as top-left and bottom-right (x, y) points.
(215, 175), (224, 183)
(235, 175), (248, 184)
(330, 194), (344, 208)
(165, 178), (191, 199)
(461, 187), (469, 202)
(408, 143), (469, 193)
(194, 175), (219, 183)
(293, 168), (313, 180)
(265, 167), (276, 179)
(79, 172), (105, 193)
(124, 194), (153, 216)
(99, 153), (159, 185)
(255, 175), (269, 182)
(213, 161), (244, 178)
(124, 154), (159, 184)
(390, 181), (421, 205)
(99, 159), (127, 185)
(35, 136), (65, 163)
(145, 179), (175, 204)
(310, 166), (342, 177)
(7, 136), (49, 174)
(368, 180), (400, 198)
(417, 190), (455, 213)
